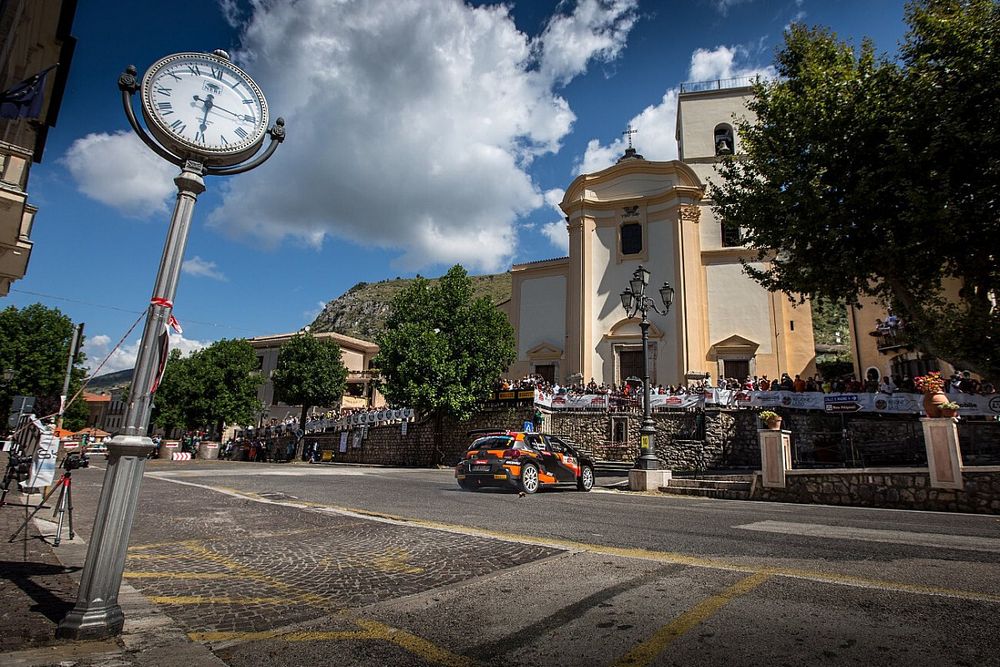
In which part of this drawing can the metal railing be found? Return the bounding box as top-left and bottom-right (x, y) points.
(679, 76), (759, 94)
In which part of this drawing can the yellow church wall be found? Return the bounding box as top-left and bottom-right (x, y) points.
(705, 262), (772, 355)
(508, 258), (569, 381)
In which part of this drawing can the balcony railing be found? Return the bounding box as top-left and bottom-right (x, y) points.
(874, 331), (915, 354)
(679, 76), (760, 94)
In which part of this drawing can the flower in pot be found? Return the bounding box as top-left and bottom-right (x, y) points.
(939, 401), (960, 418)
(914, 371), (948, 417)
(759, 410), (782, 429)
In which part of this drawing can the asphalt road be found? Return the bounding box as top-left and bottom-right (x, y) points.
(57, 459), (1000, 666)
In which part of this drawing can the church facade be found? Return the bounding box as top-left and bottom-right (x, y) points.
(503, 79), (817, 387)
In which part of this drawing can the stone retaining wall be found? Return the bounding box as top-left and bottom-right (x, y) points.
(304, 405), (534, 467)
(300, 403), (999, 473)
(752, 468), (1000, 515)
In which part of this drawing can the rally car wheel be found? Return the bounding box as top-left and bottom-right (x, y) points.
(458, 479), (476, 491)
(519, 462), (540, 494)
(577, 465), (595, 492)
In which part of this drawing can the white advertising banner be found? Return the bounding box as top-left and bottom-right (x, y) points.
(535, 389), (1000, 417)
(23, 432), (58, 489)
(339, 431), (348, 453)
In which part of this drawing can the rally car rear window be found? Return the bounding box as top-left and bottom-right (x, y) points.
(468, 436), (514, 451)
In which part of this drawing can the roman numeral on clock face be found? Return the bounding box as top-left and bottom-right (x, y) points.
(170, 119), (186, 134)
(195, 129), (205, 143)
(155, 86), (171, 96)
(210, 67), (224, 81)
(186, 64), (201, 76)
(234, 127), (248, 139)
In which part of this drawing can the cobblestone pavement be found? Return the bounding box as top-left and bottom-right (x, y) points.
(118, 481), (560, 636)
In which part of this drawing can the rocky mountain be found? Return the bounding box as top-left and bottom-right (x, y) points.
(84, 368), (132, 392)
(309, 272), (512, 342)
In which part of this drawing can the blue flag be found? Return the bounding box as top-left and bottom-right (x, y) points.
(0, 65), (56, 120)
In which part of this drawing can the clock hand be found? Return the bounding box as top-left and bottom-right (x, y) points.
(198, 94), (214, 132)
(206, 102), (252, 122)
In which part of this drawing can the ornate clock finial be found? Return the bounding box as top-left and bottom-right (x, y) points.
(212, 49), (231, 60)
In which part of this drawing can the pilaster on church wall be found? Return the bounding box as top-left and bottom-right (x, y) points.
(676, 202), (710, 378)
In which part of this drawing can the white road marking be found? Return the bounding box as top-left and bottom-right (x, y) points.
(735, 520), (1000, 553)
(147, 468), (374, 478)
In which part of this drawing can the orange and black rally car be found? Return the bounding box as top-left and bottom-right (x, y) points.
(455, 431), (595, 494)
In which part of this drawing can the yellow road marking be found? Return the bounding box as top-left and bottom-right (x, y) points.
(189, 618), (474, 667)
(126, 553), (200, 561)
(613, 573), (771, 667)
(148, 478), (1000, 606)
(124, 571), (233, 580)
(148, 596), (291, 605)
(303, 503), (1000, 605)
(319, 548), (424, 575)
(182, 543), (336, 610)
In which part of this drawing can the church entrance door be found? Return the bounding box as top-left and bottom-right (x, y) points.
(619, 350), (644, 385)
(723, 359), (750, 381)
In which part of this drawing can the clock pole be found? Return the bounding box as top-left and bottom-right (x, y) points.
(57, 56), (284, 640)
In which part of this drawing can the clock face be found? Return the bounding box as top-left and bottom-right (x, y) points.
(140, 52), (269, 164)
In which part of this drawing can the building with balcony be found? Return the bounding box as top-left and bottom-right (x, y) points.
(248, 330), (384, 424)
(0, 0), (77, 295)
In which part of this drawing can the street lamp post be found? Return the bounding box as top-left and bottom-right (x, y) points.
(56, 52), (283, 640)
(620, 266), (674, 473)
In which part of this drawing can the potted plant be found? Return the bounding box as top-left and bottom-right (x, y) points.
(759, 410), (782, 430)
(914, 371), (948, 417)
(939, 401), (960, 418)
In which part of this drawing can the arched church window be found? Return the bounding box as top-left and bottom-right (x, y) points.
(714, 124), (734, 155)
(621, 223), (642, 255)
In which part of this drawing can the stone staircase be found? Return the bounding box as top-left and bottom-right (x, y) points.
(659, 473), (755, 500)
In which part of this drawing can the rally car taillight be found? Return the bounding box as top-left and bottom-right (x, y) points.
(501, 448), (521, 458)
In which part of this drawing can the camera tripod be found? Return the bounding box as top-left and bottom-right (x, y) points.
(8, 469), (74, 546)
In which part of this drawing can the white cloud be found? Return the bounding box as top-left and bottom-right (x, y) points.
(182, 256), (228, 281)
(217, 0), (243, 29)
(60, 131), (177, 218)
(205, 0), (637, 273)
(537, 0), (638, 85)
(711, 0), (753, 16)
(578, 45), (774, 174)
(540, 188), (569, 254)
(84, 332), (209, 376)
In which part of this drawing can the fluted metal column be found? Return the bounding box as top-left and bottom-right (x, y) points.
(57, 163), (205, 639)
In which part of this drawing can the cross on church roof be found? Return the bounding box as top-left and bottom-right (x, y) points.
(616, 125), (644, 164)
(622, 125), (637, 149)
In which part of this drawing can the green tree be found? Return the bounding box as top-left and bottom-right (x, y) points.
(153, 339), (262, 437)
(711, 1), (1000, 380)
(375, 265), (516, 463)
(271, 332), (348, 457)
(0, 303), (88, 431)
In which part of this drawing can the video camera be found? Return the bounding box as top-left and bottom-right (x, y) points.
(6, 451), (32, 477)
(61, 452), (89, 471)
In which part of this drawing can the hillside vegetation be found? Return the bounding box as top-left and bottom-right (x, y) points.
(309, 272), (512, 342)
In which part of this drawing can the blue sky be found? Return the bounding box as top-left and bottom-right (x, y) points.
(8, 0), (909, 375)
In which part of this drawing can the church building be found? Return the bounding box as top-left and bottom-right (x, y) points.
(503, 79), (817, 387)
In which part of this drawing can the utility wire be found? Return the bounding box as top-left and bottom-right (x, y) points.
(10, 288), (262, 334)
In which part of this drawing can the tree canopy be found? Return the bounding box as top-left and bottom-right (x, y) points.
(0, 303), (88, 431)
(374, 264), (516, 422)
(152, 338), (261, 436)
(711, 0), (999, 379)
(271, 332), (348, 431)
